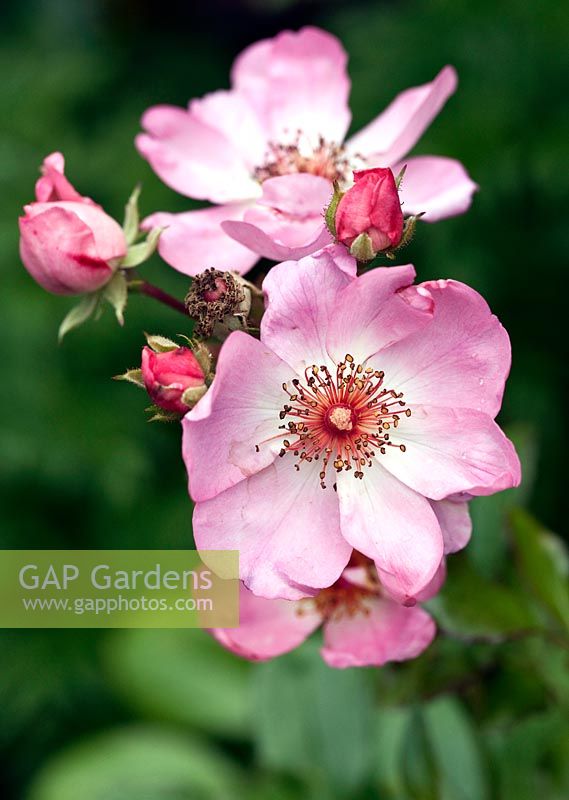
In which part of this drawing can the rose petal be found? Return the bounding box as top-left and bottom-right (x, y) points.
(325, 263), (433, 364)
(232, 27), (351, 146)
(183, 331), (293, 503)
(192, 456), (352, 601)
(383, 405), (521, 500)
(211, 583), (320, 661)
(394, 156), (478, 221)
(346, 66), (457, 166)
(261, 246), (355, 371)
(336, 463), (444, 602)
(142, 204), (260, 277)
(376, 279), (512, 418)
(321, 595), (436, 668)
(136, 105), (260, 203)
(430, 498), (472, 554)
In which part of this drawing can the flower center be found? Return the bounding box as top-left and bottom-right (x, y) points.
(275, 354), (410, 489)
(254, 134), (351, 184)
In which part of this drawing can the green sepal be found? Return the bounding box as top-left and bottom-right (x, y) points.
(113, 368), (144, 388)
(120, 227), (162, 268)
(349, 232), (376, 263)
(324, 181), (344, 238)
(122, 183), (142, 246)
(145, 404), (182, 423)
(394, 164), (407, 189)
(144, 333), (179, 352)
(103, 271), (128, 325)
(58, 294), (99, 343)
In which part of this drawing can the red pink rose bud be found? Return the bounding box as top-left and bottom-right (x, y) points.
(141, 345), (207, 414)
(335, 167), (404, 260)
(19, 152), (127, 295)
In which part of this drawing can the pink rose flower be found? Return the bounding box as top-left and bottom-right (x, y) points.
(137, 27), (477, 276)
(19, 152), (127, 295)
(335, 167), (404, 255)
(212, 561), (440, 668)
(182, 246), (519, 602)
(141, 346), (206, 414)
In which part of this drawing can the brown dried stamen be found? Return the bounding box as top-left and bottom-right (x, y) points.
(255, 134), (351, 184)
(185, 269), (245, 338)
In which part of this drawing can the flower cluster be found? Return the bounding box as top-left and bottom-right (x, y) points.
(18, 27), (519, 669)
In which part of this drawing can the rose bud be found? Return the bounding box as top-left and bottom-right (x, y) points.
(19, 152), (127, 295)
(141, 345), (207, 415)
(335, 167), (404, 261)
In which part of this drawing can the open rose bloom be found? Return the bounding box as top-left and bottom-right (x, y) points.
(212, 562), (442, 668)
(183, 246), (520, 606)
(137, 27), (477, 275)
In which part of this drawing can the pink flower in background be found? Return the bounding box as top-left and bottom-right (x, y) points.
(137, 27), (477, 276)
(335, 167), (404, 254)
(183, 246), (519, 602)
(141, 346), (206, 414)
(212, 561), (438, 668)
(19, 153), (127, 295)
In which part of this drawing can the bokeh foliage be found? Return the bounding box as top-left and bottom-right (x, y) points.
(0, 0), (568, 797)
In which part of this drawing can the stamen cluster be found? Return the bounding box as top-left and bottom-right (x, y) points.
(276, 354), (411, 489)
(254, 134), (351, 184)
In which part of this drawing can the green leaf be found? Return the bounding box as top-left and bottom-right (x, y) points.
(103, 271), (128, 325)
(122, 183), (141, 246)
(27, 725), (239, 800)
(492, 711), (567, 800)
(58, 294), (98, 343)
(423, 697), (489, 800)
(103, 629), (251, 737)
(426, 554), (537, 639)
(120, 227), (162, 268)
(253, 641), (375, 793)
(509, 508), (569, 632)
(374, 705), (414, 795)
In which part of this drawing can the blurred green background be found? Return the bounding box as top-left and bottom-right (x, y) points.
(1, 0), (568, 797)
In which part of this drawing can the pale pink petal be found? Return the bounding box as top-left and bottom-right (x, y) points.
(232, 27), (351, 146)
(211, 583), (320, 661)
(222, 173), (334, 261)
(222, 218), (332, 262)
(142, 204), (260, 277)
(321, 596), (436, 668)
(336, 464), (444, 602)
(35, 152), (92, 204)
(261, 246), (355, 371)
(192, 456), (352, 600)
(19, 207), (114, 295)
(346, 66), (457, 166)
(189, 90), (269, 170)
(430, 498), (472, 554)
(414, 558), (446, 602)
(258, 174), (333, 216)
(394, 156), (478, 221)
(24, 201), (126, 263)
(183, 332), (294, 502)
(136, 105), (260, 203)
(325, 264), (433, 364)
(383, 405), (521, 500)
(376, 280), (512, 418)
